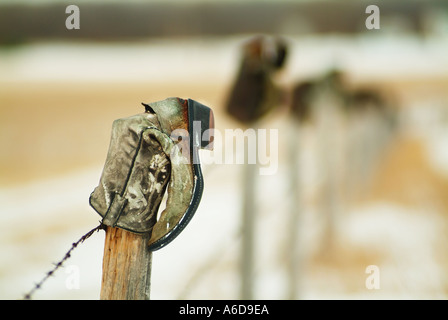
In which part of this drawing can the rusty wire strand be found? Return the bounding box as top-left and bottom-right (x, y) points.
(23, 223), (106, 300)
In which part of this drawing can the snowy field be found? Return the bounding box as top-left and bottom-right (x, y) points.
(1, 35), (448, 299)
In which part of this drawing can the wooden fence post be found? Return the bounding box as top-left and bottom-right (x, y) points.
(240, 160), (257, 300)
(100, 227), (153, 300)
(287, 118), (301, 300)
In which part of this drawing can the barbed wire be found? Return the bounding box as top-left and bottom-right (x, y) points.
(22, 222), (106, 300)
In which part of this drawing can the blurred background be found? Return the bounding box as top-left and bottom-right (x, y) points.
(1, 0), (448, 300)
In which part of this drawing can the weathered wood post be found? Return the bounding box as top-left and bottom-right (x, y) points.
(313, 71), (348, 251)
(286, 81), (315, 299)
(225, 36), (288, 299)
(100, 227), (153, 300)
(286, 118), (301, 300)
(240, 145), (257, 300)
(345, 89), (394, 203)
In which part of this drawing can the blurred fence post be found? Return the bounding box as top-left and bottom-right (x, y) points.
(287, 118), (301, 300)
(241, 159), (257, 300)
